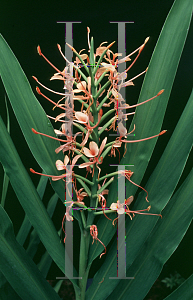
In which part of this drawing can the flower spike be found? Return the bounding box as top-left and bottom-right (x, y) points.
(32, 29), (166, 262)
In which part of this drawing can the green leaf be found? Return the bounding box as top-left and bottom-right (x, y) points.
(163, 273), (193, 300)
(0, 34), (66, 203)
(37, 251), (53, 278)
(88, 0), (193, 267)
(1, 96), (10, 208)
(26, 193), (58, 260)
(86, 85), (193, 300)
(0, 204), (61, 300)
(0, 175), (49, 296)
(0, 280), (22, 300)
(105, 167), (193, 300)
(16, 175), (48, 246)
(0, 115), (79, 287)
(86, 0), (193, 296)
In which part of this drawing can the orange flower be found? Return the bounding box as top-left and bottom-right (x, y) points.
(90, 225), (106, 259)
(110, 196), (161, 225)
(79, 138), (107, 177)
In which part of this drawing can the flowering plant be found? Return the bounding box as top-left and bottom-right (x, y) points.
(0, 1), (193, 300)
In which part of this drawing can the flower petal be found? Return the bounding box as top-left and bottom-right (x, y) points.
(64, 155), (70, 166)
(56, 160), (65, 170)
(79, 161), (94, 168)
(75, 112), (89, 123)
(72, 154), (82, 167)
(89, 141), (99, 156)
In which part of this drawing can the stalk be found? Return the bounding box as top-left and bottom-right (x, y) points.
(78, 36), (100, 299)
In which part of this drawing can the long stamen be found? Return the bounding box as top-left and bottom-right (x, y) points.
(124, 51), (141, 73)
(32, 76), (69, 96)
(87, 27), (91, 50)
(127, 176), (149, 202)
(37, 45), (64, 76)
(127, 68), (147, 82)
(30, 168), (66, 180)
(127, 206), (162, 218)
(36, 87), (66, 111)
(66, 42), (78, 55)
(118, 68), (147, 89)
(119, 90), (164, 110)
(57, 44), (71, 64)
(120, 130), (167, 143)
(118, 37), (149, 64)
(123, 38), (148, 75)
(32, 128), (69, 143)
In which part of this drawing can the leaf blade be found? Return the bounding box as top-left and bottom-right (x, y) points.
(0, 205), (61, 300)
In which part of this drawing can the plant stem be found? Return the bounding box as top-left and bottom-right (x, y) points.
(98, 171), (119, 183)
(78, 39), (100, 299)
(78, 229), (90, 300)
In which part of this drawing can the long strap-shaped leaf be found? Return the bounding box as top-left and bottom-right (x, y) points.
(0, 115), (79, 287)
(88, 0), (193, 267)
(163, 273), (193, 300)
(0, 175), (49, 295)
(0, 280), (23, 300)
(0, 34), (66, 203)
(106, 167), (193, 300)
(16, 175), (48, 247)
(0, 205), (60, 300)
(86, 87), (193, 300)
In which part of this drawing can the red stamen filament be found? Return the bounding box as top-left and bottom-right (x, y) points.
(120, 130), (167, 143)
(36, 87), (67, 111)
(123, 170), (149, 202)
(30, 168), (66, 180)
(90, 225), (106, 258)
(33, 76), (69, 96)
(101, 198), (112, 221)
(57, 44), (71, 64)
(37, 45), (65, 77)
(119, 90), (164, 110)
(32, 128), (70, 143)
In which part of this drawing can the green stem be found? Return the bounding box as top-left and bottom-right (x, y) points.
(98, 171), (119, 183)
(80, 210), (87, 230)
(93, 210), (114, 215)
(97, 90), (113, 111)
(100, 108), (115, 124)
(99, 145), (112, 161)
(95, 70), (108, 86)
(72, 50), (89, 75)
(97, 177), (114, 194)
(73, 64), (89, 83)
(94, 80), (111, 100)
(78, 54), (100, 299)
(93, 43), (115, 76)
(74, 174), (94, 186)
(75, 177), (92, 197)
(98, 116), (117, 135)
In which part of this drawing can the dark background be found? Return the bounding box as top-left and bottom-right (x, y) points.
(0, 0), (193, 289)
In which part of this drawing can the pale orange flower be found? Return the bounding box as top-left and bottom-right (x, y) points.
(90, 225), (106, 259)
